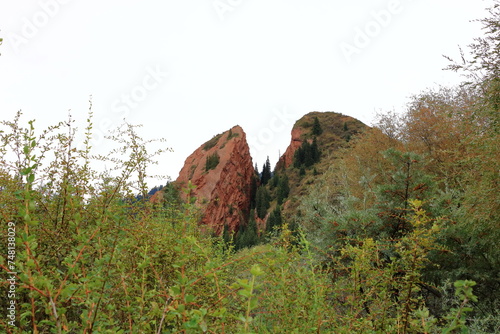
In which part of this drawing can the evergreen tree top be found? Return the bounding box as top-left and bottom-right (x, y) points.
(311, 116), (323, 136)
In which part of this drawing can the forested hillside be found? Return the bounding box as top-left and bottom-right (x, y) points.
(1, 4), (499, 333)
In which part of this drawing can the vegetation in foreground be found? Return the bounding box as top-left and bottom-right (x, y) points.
(1, 3), (500, 333)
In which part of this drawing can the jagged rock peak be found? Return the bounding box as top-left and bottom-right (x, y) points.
(175, 125), (254, 234)
(276, 111), (368, 170)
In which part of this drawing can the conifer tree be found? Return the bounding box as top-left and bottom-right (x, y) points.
(235, 212), (259, 249)
(270, 172), (279, 188)
(294, 139), (321, 168)
(375, 149), (435, 239)
(266, 205), (283, 233)
(277, 174), (290, 205)
(261, 156), (272, 185)
(223, 223), (232, 246)
(312, 116), (323, 135)
(303, 141), (314, 167)
(255, 185), (270, 219)
(250, 174), (258, 209)
(205, 152), (220, 171)
(293, 146), (304, 168)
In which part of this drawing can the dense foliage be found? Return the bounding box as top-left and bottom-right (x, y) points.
(295, 4), (500, 330)
(293, 137), (321, 168)
(1, 3), (499, 333)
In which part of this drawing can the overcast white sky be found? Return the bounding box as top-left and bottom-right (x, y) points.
(0, 0), (493, 187)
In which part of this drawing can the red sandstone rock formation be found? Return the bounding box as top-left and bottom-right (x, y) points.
(175, 126), (254, 234)
(276, 126), (304, 170)
(276, 111), (368, 171)
(150, 190), (163, 205)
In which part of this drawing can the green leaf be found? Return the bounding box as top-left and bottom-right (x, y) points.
(249, 298), (258, 310)
(212, 307), (227, 318)
(236, 279), (251, 290)
(250, 264), (264, 277)
(184, 318), (199, 329)
(238, 289), (251, 298)
(169, 286), (181, 296)
(26, 259), (36, 268)
(238, 314), (252, 323)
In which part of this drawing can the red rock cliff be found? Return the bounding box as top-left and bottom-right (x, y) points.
(175, 126), (254, 234)
(276, 126), (304, 170)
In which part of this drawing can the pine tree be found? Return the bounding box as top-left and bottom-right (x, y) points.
(375, 149), (435, 239)
(261, 156), (272, 185)
(246, 214), (259, 245)
(293, 146), (304, 168)
(271, 173), (279, 188)
(250, 174), (258, 209)
(277, 174), (290, 205)
(223, 224), (233, 246)
(235, 213), (259, 250)
(294, 139), (321, 168)
(205, 152), (220, 171)
(266, 206), (283, 233)
(303, 141), (314, 167)
(312, 116), (323, 135)
(255, 186), (270, 219)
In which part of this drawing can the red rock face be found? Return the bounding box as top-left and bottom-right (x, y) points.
(175, 126), (254, 234)
(150, 191), (163, 205)
(276, 126), (303, 170)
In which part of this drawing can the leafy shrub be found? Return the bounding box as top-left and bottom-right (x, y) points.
(202, 133), (223, 151)
(205, 152), (220, 171)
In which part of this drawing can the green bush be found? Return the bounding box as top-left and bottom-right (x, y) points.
(205, 152), (220, 172)
(202, 133), (223, 151)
